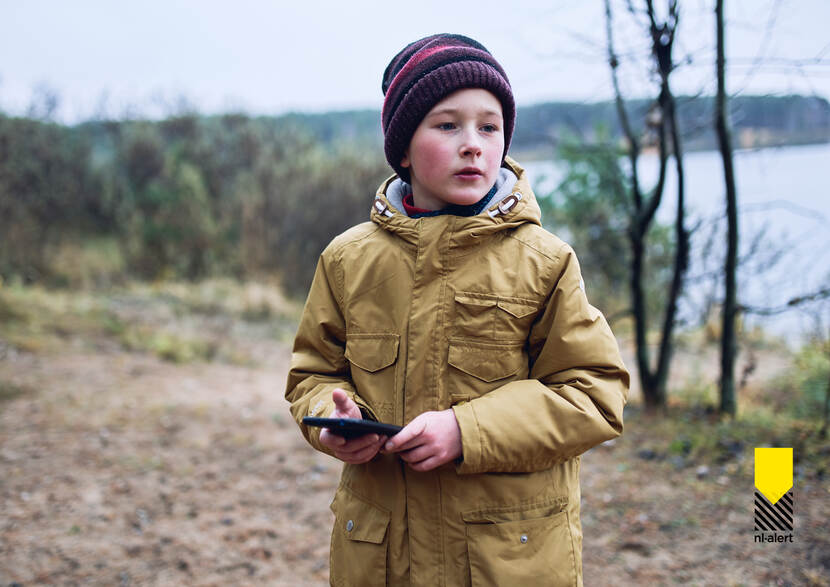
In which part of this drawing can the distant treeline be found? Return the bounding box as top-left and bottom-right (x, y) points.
(1, 94), (827, 294)
(287, 94), (830, 154)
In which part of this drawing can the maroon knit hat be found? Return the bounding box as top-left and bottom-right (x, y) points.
(381, 33), (516, 182)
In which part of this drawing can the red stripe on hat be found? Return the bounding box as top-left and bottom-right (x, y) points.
(382, 44), (457, 121)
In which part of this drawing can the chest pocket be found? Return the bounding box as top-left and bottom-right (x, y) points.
(453, 291), (539, 341)
(345, 333), (399, 421)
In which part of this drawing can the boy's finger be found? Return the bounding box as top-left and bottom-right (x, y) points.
(331, 389), (352, 412)
(338, 441), (382, 464)
(331, 389), (361, 419)
(385, 419), (426, 452)
(319, 429), (345, 448)
(398, 445), (431, 464)
(340, 434), (380, 453)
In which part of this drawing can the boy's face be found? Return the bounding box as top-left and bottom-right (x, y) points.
(401, 88), (504, 211)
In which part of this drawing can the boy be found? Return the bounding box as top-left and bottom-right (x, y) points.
(285, 34), (629, 586)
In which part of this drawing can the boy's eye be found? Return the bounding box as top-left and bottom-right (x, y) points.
(481, 124), (498, 133)
(437, 122), (456, 131)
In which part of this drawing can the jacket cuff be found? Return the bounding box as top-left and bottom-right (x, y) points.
(304, 393), (337, 454)
(452, 402), (482, 474)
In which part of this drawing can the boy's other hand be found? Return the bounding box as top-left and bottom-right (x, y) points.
(319, 388), (386, 464)
(383, 409), (462, 472)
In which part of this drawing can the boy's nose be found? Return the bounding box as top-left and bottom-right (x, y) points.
(459, 133), (482, 158)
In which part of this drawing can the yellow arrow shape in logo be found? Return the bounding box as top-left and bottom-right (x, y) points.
(755, 448), (793, 504)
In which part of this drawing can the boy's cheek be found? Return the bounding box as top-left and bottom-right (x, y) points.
(412, 136), (451, 165)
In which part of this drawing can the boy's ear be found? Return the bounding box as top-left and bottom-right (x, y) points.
(400, 150), (410, 169)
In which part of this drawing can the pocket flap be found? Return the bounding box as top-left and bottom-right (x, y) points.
(334, 492), (391, 544)
(461, 497), (569, 523)
(345, 334), (399, 372)
(454, 292), (499, 308)
(497, 299), (538, 319)
(448, 340), (524, 383)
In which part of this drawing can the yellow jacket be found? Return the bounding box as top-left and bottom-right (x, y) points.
(286, 157), (629, 586)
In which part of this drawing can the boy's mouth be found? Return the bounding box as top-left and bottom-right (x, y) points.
(454, 167), (483, 179)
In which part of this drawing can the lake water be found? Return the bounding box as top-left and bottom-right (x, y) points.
(523, 142), (830, 343)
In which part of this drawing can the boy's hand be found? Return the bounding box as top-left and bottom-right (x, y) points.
(319, 388), (386, 464)
(383, 409), (462, 472)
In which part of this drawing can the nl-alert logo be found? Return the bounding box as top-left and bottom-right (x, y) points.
(754, 448), (793, 543)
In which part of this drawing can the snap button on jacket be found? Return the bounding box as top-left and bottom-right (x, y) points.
(286, 158), (630, 586)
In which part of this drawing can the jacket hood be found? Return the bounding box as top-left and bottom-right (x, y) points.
(370, 157), (542, 246)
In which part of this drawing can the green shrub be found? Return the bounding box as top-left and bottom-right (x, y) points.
(537, 129), (673, 320)
(784, 341), (829, 421)
(0, 113), (387, 292)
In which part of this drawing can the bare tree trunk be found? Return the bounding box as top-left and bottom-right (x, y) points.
(823, 324), (830, 438)
(604, 0), (686, 409)
(822, 360), (830, 438)
(630, 233), (655, 400)
(647, 0), (689, 405)
(654, 83), (689, 401)
(716, 0), (739, 416)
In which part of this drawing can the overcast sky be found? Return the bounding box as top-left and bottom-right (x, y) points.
(2, 0), (828, 122)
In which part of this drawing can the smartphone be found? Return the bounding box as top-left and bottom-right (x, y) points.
(302, 417), (402, 439)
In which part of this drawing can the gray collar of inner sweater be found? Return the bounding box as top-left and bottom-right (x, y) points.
(385, 167), (518, 217)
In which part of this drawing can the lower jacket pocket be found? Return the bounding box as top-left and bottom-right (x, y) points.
(329, 487), (390, 586)
(463, 508), (577, 587)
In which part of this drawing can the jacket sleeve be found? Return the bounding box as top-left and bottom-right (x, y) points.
(284, 248), (378, 456)
(452, 244), (629, 474)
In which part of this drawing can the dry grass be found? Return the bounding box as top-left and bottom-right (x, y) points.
(0, 280), (301, 365)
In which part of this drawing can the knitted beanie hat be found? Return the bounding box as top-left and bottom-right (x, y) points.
(381, 33), (516, 183)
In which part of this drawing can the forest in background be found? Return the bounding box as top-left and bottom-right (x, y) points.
(0, 112), (388, 295)
(2, 94), (828, 296)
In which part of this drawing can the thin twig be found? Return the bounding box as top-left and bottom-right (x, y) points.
(741, 287), (830, 316)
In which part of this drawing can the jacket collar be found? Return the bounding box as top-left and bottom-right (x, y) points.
(384, 168), (516, 219)
(370, 157), (542, 246)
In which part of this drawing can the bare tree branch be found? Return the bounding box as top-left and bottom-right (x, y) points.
(741, 287), (830, 316)
(605, 0), (644, 211)
(734, 0), (782, 93)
